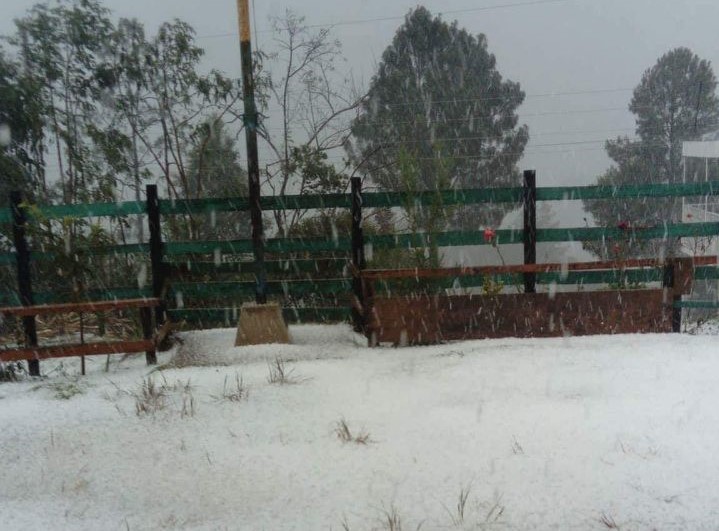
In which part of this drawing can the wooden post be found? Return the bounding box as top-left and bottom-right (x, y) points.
(237, 0), (267, 304)
(522, 170), (537, 294)
(10, 191), (39, 376)
(146, 185), (165, 326)
(139, 306), (156, 365)
(350, 177), (366, 332)
(662, 262), (681, 333)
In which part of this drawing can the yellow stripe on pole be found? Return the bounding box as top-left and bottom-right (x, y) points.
(237, 0), (251, 43)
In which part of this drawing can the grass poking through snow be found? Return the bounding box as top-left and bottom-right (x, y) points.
(442, 483), (472, 527)
(213, 373), (248, 402)
(599, 512), (620, 529)
(334, 418), (371, 445)
(134, 376), (195, 417)
(267, 357), (304, 385)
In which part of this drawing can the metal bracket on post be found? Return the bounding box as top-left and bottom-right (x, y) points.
(522, 170), (537, 294)
(10, 191), (39, 376)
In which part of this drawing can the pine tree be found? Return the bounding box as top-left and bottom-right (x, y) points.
(585, 48), (719, 258)
(348, 6), (528, 230)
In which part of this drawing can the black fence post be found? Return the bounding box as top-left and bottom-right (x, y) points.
(10, 191), (39, 376)
(350, 177), (366, 332)
(146, 185), (166, 328)
(522, 170), (537, 294)
(140, 306), (156, 365)
(663, 262), (681, 333)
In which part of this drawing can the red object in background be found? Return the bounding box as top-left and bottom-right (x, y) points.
(484, 228), (496, 243)
(617, 220), (630, 230)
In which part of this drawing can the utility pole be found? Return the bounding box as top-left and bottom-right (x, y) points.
(236, 0), (267, 304)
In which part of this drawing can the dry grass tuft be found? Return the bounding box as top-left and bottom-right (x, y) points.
(134, 376), (195, 417)
(383, 506), (403, 531)
(214, 373), (248, 402)
(599, 512), (620, 529)
(267, 358), (302, 385)
(511, 436), (524, 455)
(442, 484), (472, 526)
(335, 418), (371, 445)
(134, 377), (167, 416)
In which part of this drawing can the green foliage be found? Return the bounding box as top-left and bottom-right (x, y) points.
(288, 146), (346, 195)
(11, 0), (117, 204)
(349, 6), (528, 229)
(396, 147), (454, 269)
(481, 276), (504, 296)
(0, 51), (45, 205)
(49, 380), (84, 400)
(23, 204), (119, 297)
(167, 118), (250, 241)
(289, 210), (352, 240)
(585, 48), (719, 258)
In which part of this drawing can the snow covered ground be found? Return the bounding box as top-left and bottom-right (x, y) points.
(2, 324), (719, 530)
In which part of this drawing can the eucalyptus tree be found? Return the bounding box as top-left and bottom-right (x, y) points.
(11, 0), (116, 204)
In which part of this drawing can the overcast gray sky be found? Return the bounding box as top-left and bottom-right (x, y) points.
(3, 0), (719, 187)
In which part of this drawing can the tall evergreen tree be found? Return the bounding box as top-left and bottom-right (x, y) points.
(585, 47), (719, 258)
(348, 6), (529, 230)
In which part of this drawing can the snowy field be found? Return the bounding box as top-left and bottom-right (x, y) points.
(2, 324), (719, 530)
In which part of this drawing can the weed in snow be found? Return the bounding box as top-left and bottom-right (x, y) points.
(267, 358), (303, 385)
(49, 379), (85, 400)
(383, 506), (403, 531)
(482, 492), (505, 525)
(335, 418), (371, 445)
(441, 483), (472, 526)
(511, 436), (524, 455)
(213, 373), (248, 402)
(134, 376), (195, 417)
(134, 377), (167, 416)
(599, 512), (620, 529)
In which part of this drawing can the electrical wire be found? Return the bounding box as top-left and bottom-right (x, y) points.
(195, 0), (582, 40)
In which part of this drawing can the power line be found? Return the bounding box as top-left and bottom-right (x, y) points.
(253, 87), (633, 117)
(331, 106), (631, 131)
(196, 0), (580, 40)
(367, 87), (634, 108)
(179, 126), (639, 150)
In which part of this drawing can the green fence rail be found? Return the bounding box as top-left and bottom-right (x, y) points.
(674, 300), (719, 309)
(535, 181), (719, 201)
(3, 180), (719, 222)
(168, 306), (351, 325)
(167, 258), (347, 275)
(169, 278), (352, 298)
